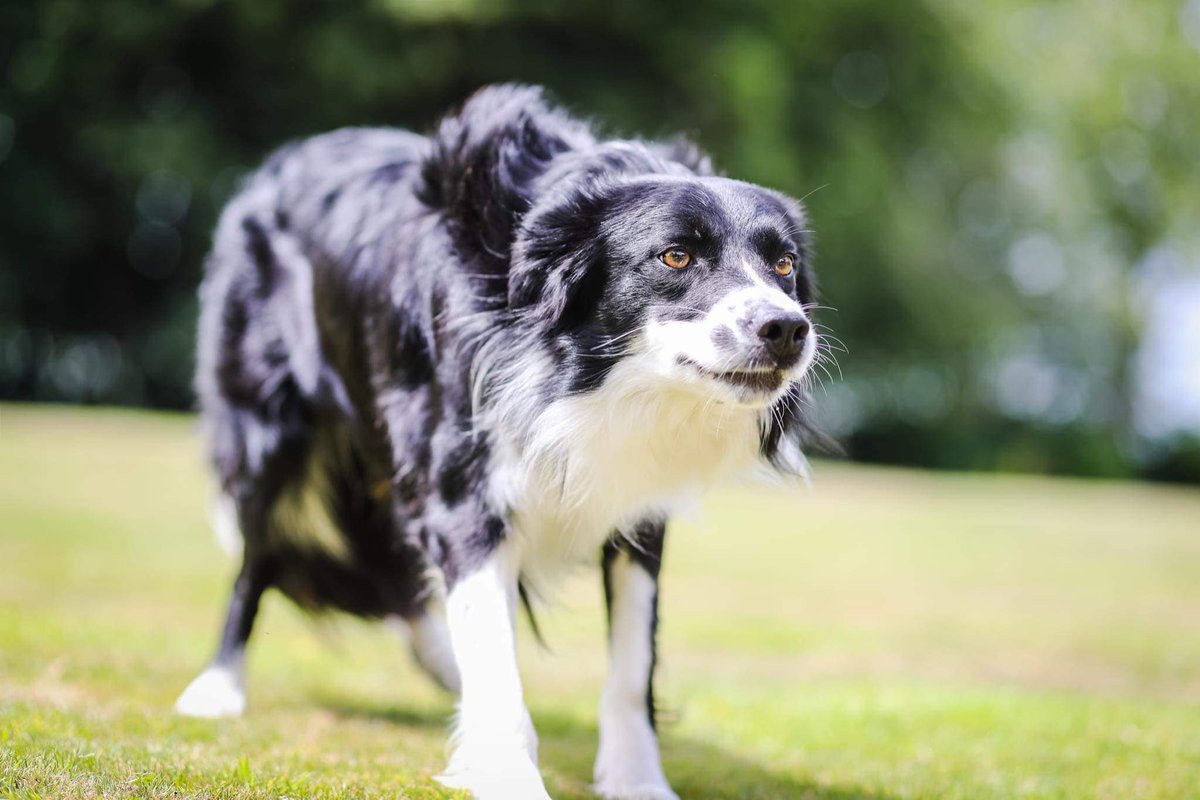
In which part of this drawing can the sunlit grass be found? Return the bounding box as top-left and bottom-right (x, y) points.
(2, 404), (1198, 798)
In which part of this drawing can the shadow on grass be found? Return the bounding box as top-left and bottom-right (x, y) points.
(313, 693), (450, 731)
(322, 699), (894, 800)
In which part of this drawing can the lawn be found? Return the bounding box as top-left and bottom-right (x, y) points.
(1, 404), (1198, 799)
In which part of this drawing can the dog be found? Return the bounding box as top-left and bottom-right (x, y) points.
(175, 84), (823, 800)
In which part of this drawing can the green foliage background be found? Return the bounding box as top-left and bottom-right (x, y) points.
(2, 0), (1198, 479)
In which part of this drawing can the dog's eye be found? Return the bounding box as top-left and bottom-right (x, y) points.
(660, 248), (693, 270)
(775, 253), (796, 277)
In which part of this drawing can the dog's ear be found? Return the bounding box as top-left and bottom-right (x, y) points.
(508, 182), (614, 331)
(648, 136), (716, 176)
(420, 84), (592, 276)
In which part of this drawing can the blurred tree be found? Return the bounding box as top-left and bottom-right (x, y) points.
(1, 0), (1197, 480)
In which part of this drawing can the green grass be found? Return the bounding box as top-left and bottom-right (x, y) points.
(1, 404), (1199, 799)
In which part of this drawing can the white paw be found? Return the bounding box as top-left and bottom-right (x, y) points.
(594, 715), (675, 800)
(438, 746), (551, 800)
(174, 664), (245, 718)
(593, 781), (680, 800)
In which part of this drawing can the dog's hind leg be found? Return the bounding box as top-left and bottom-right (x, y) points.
(175, 553), (274, 718)
(177, 404), (307, 718)
(594, 522), (678, 800)
(182, 201), (323, 717)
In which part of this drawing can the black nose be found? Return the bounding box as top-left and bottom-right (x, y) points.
(756, 313), (810, 364)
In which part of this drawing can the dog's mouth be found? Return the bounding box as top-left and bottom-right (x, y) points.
(679, 358), (787, 395)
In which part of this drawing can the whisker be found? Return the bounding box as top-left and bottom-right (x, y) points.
(796, 183), (830, 204)
(586, 328), (642, 352)
(767, 396), (784, 437)
(813, 359), (835, 395)
(815, 340), (849, 358)
(813, 329), (849, 354)
(814, 349), (844, 381)
(574, 349), (635, 360)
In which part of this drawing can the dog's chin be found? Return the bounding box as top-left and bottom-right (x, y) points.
(674, 358), (796, 408)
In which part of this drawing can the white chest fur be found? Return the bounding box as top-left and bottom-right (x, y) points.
(486, 357), (764, 585)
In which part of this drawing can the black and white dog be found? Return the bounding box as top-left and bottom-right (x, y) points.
(176, 84), (823, 800)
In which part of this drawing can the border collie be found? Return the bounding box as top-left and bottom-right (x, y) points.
(176, 84), (823, 800)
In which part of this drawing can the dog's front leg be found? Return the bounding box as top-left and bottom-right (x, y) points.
(594, 526), (679, 800)
(437, 539), (549, 800)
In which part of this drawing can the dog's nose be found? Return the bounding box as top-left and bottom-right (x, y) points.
(756, 312), (810, 363)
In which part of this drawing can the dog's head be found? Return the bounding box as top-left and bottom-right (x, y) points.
(511, 165), (817, 409)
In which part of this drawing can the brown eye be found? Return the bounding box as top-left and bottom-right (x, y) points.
(775, 253), (796, 277)
(660, 248), (692, 269)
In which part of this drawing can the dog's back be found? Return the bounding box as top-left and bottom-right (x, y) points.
(193, 87), (598, 630)
(195, 127), (436, 621)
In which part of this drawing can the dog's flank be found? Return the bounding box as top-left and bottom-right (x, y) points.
(180, 84), (822, 799)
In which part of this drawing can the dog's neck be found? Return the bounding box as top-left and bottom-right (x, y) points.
(486, 354), (766, 580)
